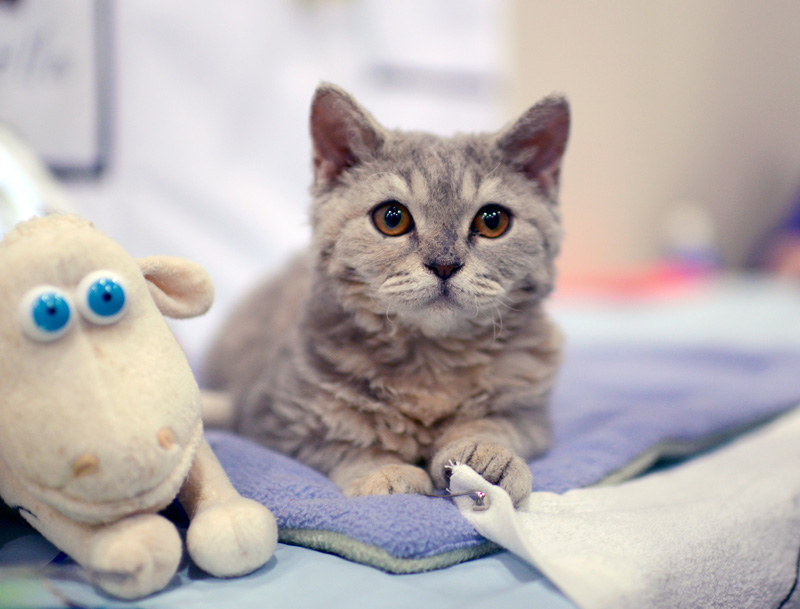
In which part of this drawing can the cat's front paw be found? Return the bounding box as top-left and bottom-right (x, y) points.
(344, 463), (434, 497)
(432, 439), (532, 506)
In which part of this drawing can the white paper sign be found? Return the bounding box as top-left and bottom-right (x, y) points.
(0, 0), (110, 177)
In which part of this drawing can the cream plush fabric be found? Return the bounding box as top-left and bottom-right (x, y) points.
(0, 214), (277, 599)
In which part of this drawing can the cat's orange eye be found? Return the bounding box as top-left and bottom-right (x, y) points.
(472, 205), (510, 238)
(372, 201), (413, 237)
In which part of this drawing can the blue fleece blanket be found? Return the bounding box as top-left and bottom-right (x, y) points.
(207, 345), (800, 572)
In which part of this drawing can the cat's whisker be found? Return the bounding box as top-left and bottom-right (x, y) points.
(384, 308), (400, 335)
(367, 170), (405, 183)
(465, 294), (481, 320)
(490, 304), (506, 345)
(367, 294), (388, 318)
(482, 162), (501, 181)
(497, 295), (522, 313)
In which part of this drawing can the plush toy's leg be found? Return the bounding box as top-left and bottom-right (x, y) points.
(84, 514), (183, 599)
(178, 439), (277, 577)
(18, 502), (181, 599)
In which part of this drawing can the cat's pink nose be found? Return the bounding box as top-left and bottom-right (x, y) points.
(426, 262), (462, 280)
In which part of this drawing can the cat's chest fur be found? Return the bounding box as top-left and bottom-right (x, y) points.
(347, 334), (494, 427)
(309, 328), (496, 459)
(304, 290), (551, 460)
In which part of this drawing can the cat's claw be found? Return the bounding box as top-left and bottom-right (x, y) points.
(444, 459), (461, 472)
(432, 439), (532, 507)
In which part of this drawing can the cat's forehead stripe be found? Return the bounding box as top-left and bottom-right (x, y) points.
(367, 172), (412, 200)
(459, 170), (478, 203)
(408, 169), (431, 202)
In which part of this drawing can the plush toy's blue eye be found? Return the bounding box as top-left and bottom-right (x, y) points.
(18, 286), (74, 342)
(88, 278), (125, 317)
(32, 293), (71, 332)
(77, 270), (129, 325)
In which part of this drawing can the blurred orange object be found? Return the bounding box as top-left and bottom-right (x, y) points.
(555, 259), (717, 302)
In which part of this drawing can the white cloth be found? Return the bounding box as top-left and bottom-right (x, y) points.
(450, 407), (800, 609)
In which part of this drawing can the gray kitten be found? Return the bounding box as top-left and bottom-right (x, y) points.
(203, 83), (569, 506)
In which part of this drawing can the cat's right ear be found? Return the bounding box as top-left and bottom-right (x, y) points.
(497, 95), (570, 199)
(310, 83), (384, 188)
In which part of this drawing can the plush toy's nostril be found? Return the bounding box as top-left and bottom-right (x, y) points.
(157, 427), (176, 450)
(72, 453), (100, 478)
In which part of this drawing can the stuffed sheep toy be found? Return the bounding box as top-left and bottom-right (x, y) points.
(0, 214), (277, 599)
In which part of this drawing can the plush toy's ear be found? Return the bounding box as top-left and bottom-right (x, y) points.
(138, 256), (214, 319)
(310, 83), (384, 188)
(497, 95), (570, 199)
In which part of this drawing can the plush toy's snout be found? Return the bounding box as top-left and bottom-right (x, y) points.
(64, 425), (186, 485)
(68, 427), (178, 481)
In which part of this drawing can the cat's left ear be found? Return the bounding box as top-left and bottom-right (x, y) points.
(497, 95), (570, 198)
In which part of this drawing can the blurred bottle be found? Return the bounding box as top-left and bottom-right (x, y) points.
(660, 201), (721, 274)
(0, 124), (73, 239)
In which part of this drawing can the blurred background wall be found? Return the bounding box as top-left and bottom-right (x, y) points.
(511, 0), (800, 275)
(3, 0), (800, 363)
